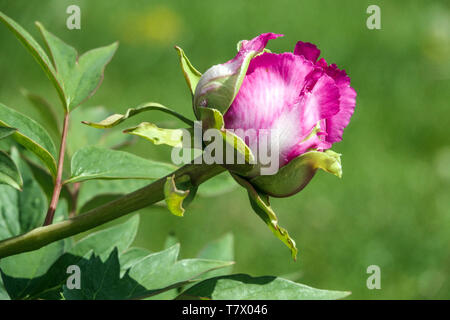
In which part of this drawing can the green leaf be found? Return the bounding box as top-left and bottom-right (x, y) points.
(124, 122), (184, 147)
(174, 46), (202, 96)
(61, 245), (234, 300)
(67, 146), (176, 183)
(1, 251), (85, 300)
(68, 215), (140, 260)
(1, 213), (136, 300)
(126, 244), (234, 300)
(232, 174), (298, 260)
(164, 175), (190, 217)
(0, 241), (65, 299)
(0, 103), (57, 176)
(0, 200), (69, 300)
(179, 274), (351, 300)
(36, 22), (118, 111)
(0, 194), (69, 299)
(82, 102), (194, 128)
(0, 241), (64, 284)
(119, 247), (151, 277)
(251, 150), (342, 197)
(0, 12), (65, 106)
(0, 149), (23, 190)
(0, 126), (17, 140)
(197, 171), (237, 197)
(62, 249), (145, 300)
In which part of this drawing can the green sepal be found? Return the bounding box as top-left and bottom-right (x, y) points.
(251, 150), (342, 198)
(123, 122), (184, 148)
(174, 46), (202, 96)
(193, 48), (264, 116)
(231, 173), (298, 260)
(197, 107), (255, 172)
(82, 102), (194, 128)
(164, 175), (190, 217)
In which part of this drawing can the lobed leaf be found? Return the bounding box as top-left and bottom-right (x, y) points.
(1, 215), (137, 300)
(179, 274), (351, 300)
(61, 244), (234, 300)
(36, 23), (118, 111)
(126, 244), (234, 300)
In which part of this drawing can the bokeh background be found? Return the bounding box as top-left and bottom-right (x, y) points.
(0, 0), (448, 299)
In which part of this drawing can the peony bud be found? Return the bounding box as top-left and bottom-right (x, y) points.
(193, 34), (356, 196)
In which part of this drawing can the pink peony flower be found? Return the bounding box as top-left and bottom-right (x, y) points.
(194, 33), (356, 168)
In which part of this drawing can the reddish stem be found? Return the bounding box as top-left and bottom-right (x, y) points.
(43, 112), (70, 226)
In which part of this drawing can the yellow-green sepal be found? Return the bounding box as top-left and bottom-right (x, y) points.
(174, 46), (202, 97)
(251, 150), (342, 198)
(123, 122), (184, 148)
(197, 107), (255, 173)
(232, 173), (298, 260)
(164, 175), (191, 217)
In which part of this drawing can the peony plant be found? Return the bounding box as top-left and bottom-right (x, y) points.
(0, 12), (355, 300)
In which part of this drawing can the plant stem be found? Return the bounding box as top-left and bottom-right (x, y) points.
(43, 111), (70, 226)
(0, 163), (225, 259)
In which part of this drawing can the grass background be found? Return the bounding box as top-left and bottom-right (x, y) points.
(0, 0), (448, 299)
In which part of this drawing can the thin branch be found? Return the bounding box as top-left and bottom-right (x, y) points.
(0, 163), (225, 259)
(43, 112), (70, 226)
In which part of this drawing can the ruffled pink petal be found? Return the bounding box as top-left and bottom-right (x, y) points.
(320, 61), (357, 143)
(294, 41), (321, 62)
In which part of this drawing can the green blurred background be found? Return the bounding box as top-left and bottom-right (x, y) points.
(0, 0), (448, 299)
